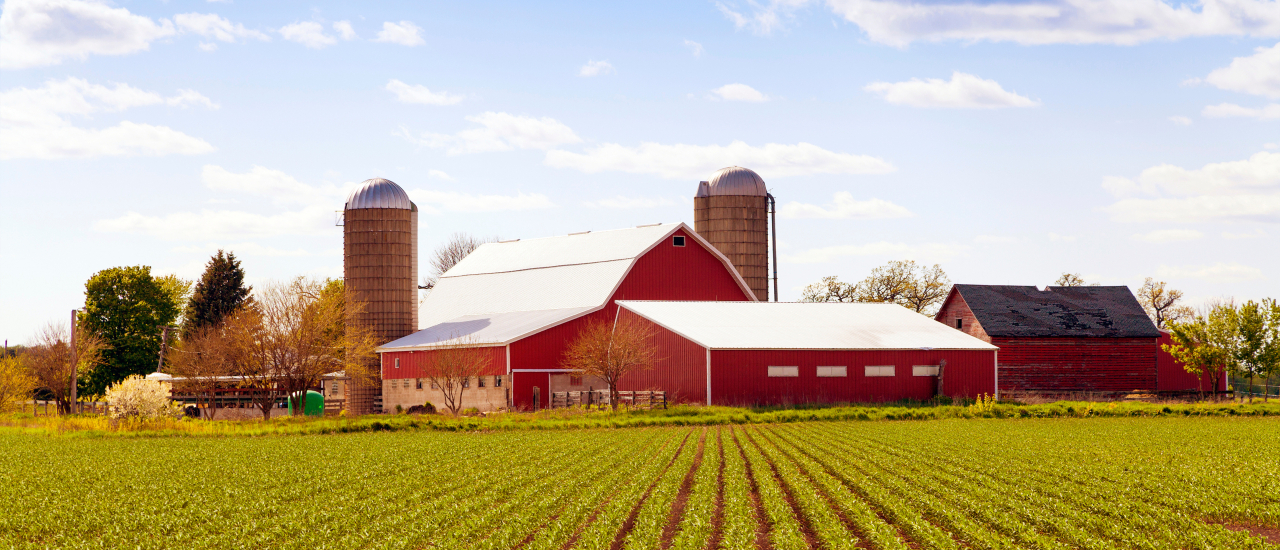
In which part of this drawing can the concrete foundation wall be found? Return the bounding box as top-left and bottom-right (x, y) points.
(383, 376), (509, 412)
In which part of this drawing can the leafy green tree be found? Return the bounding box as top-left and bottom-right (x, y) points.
(1163, 315), (1231, 399)
(1228, 299), (1280, 403)
(182, 250), (251, 339)
(81, 266), (181, 396)
(156, 275), (194, 328)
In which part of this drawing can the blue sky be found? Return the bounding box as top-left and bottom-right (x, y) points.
(1, 0), (1277, 342)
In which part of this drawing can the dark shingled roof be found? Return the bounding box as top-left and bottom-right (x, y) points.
(951, 285), (1160, 338)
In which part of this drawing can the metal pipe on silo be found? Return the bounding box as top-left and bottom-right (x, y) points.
(343, 178), (418, 415)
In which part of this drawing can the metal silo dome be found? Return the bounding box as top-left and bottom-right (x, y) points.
(345, 178), (413, 210)
(697, 166), (768, 197)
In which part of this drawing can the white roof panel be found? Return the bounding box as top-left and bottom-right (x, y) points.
(382, 307), (593, 350)
(618, 301), (998, 351)
(420, 260), (631, 328)
(445, 223), (681, 277)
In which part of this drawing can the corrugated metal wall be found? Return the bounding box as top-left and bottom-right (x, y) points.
(709, 349), (996, 406)
(1156, 332), (1228, 392)
(380, 346), (507, 380)
(993, 337), (1158, 392)
(507, 227), (752, 409)
(616, 308), (708, 404)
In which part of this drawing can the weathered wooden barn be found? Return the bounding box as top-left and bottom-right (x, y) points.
(616, 301), (998, 405)
(934, 285), (1162, 393)
(377, 223), (756, 411)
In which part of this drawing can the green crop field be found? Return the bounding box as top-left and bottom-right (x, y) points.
(2, 417), (1278, 549)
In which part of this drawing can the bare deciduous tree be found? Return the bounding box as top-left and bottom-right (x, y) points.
(168, 325), (233, 419)
(25, 322), (107, 414)
(421, 336), (490, 416)
(800, 260), (951, 315)
(421, 233), (497, 292)
(221, 278), (379, 419)
(561, 316), (658, 411)
(1137, 277), (1194, 330)
(1053, 273), (1101, 287)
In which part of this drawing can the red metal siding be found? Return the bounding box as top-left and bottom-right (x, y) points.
(507, 228), (752, 408)
(1156, 332), (1228, 392)
(615, 308), (708, 404)
(380, 347), (506, 380)
(709, 349), (996, 405)
(511, 371), (550, 411)
(992, 337), (1158, 392)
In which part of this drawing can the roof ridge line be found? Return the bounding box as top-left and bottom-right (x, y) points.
(443, 257), (634, 278)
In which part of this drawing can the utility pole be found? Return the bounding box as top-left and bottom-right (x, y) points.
(70, 309), (78, 412)
(157, 325), (172, 373)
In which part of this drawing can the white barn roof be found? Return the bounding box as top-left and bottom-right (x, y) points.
(617, 301), (998, 351)
(381, 223), (753, 351)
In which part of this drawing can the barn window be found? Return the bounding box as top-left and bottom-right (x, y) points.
(478, 376), (487, 388)
(570, 374), (583, 386)
(913, 365), (940, 377)
(390, 379), (398, 389)
(431, 380), (438, 390)
(768, 366), (799, 377)
(495, 376), (503, 387)
(415, 378), (423, 390)
(955, 318), (963, 329)
(816, 366), (847, 377)
(395, 358), (401, 369)
(864, 365), (895, 377)
(673, 235), (686, 247)
(462, 377), (470, 388)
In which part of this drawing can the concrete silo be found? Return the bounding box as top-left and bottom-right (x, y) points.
(694, 166), (776, 301)
(343, 178), (418, 414)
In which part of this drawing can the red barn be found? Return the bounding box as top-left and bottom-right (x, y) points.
(935, 285), (1162, 394)
(377, 223), (755, 411)
(1157, 331), (1229, 393)
(616, 301), (998, 405)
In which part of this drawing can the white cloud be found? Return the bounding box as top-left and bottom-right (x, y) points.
(545, 140), (894, 180)
(716, 0), (809, 35)
(1223, 229), (1268, 239)
(333, 20), (357, 40)
(1267, 143), (1280, 150)
(398, 112), (582, 154)
(174, 13), (269, 43)
(1198, 42), (1280, 98)
(778, 192), (912, 219)
(0, 77), (215, 160)
(385, 79), (464, 105)
(782, 241), (965, 264)
(201, 165), (346, 205)
(864, 72), (1038, 109)
(1157, 262), (1265, 283)
(974, 235), (1018, 244)
(711, 83), (769, 102)
(684, 39), (704, 57)
(1103, 151), (1280, 223)
(824, 0), (1280, 47)
(579, 60), (615, 77)
(582, 196), (677, 209)
(1130, 229), (1204, 243)
(1202, 102), (1280, 119)
(1047, 233), (1077, 242)
(279, 21), (335, 49)
(173, 243), (312, 257)
(199, 42), (217, 52)
(427, 169), (454, 181)
(374, 20), (424, 46)
(0, 0), (176, 69)
(1169, 115), (1193, 125)
(408, 190), (555, 213)
(97, 206), (334, 240)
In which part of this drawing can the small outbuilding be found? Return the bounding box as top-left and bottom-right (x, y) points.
(616, 301), (998, 405)
(935, 285), (1161, 393)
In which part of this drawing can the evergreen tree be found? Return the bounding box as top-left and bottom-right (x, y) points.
(182, 250), (251, 339)
(81, 266), (181, 396)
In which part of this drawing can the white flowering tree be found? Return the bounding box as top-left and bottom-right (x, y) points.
(104, 375), (183, 421)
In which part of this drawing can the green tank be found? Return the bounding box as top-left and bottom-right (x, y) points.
(287, 390), (325, 416)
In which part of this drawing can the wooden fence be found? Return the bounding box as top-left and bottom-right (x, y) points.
(20, 401), (108, 416)
(550, 390), (666, 410)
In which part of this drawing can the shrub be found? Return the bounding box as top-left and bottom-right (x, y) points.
(395, 404), (404, 414)
(462, 407), (481, 416)
(406, 402), (436, 415)
(104, 375), (183, 421)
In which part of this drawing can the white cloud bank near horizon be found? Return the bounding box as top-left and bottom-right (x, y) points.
(779, 192), (912, 219)
(547, 141), (895, 180)
(0, 77), (216, 159)
(398, 112), (582, 154)
(865, 72), (1039, 109)
(1103, 151), (1280, 223)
